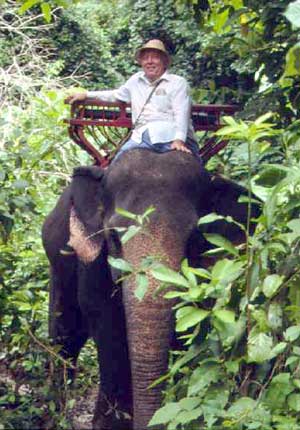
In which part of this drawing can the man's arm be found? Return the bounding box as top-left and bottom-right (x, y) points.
(170, 77), (192, 153)
(65, 81), (131, 104)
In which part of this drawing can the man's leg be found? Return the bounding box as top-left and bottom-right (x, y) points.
(113, 139), (141, 162)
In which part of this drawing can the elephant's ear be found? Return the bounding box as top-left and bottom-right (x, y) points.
(206, 175), (261, 243)
(211, 175), (260, 224)
(68, 166), (106, 264)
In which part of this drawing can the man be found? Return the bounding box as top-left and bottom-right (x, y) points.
(66, 39), (199, 160)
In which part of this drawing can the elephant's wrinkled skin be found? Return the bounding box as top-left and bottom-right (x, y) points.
(42, 149), (259, 430)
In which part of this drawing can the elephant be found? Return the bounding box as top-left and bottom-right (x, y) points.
(42, 148), (260, 430)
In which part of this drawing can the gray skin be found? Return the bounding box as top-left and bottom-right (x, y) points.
(42, 148), (260, 430)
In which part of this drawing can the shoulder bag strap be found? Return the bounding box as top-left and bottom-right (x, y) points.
(114, 79), (163, 155)
(132, 78), (163, 130)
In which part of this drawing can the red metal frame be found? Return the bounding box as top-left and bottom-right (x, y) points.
(65, 99), (239, 167)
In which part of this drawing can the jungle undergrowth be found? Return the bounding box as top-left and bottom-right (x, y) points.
(146, 114), (300, 430)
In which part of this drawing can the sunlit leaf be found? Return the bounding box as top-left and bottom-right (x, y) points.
(204, 233), (239, 256)
(176, 306), (210, 332)
(254, 112), (274, 125)
(284, 325), (300, 342)
(248, 332), (273, 363)
(150, 265), (190, 289)
(283, 42), (300, 79)
(262, 274), (284, 298)
(270, 342), (287, 358)
(188, 267), (211, 280)
(226, 397), (256, 418)
(115, 207), (137, 220)
(198, 213), (224, 224)
(268, 303), (283, 330)
(213, 309), (235, 324)
(148, 402), (181, 426)
(284, 0), (300, 28)
(134, 273), (148, 301)
(181, 258), (197, 287)
(41, 2), (51, 23)
(288, 393), (300, 411)
(107, 256), (133, 273)
(18, 0), (40, 14)
(120, 225), (141, 243)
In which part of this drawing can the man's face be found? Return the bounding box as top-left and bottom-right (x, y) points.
(140, 49), (166, 82)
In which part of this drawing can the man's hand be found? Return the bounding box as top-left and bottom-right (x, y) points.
(171, 139), (191, 153)
(65, 92), (87, 104)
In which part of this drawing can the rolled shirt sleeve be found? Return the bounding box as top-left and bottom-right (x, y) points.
(171, 78), (191, 142)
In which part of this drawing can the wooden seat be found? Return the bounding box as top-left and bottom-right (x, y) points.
(65, 99), (239, 167)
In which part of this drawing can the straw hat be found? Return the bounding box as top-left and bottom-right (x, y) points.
(135, 39), (171, 66)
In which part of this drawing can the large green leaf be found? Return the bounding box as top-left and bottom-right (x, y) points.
(213, 309), (235, 324)
(248, 332), (273, 363)
(18, 0), (40, 14)
(188, 267), (211, 280)
(150, 265), (190, 289)
(268, 303), (283, 330)
(283, 43), (300, 79)
(198, 213), (225, 224)
(202, 387), (229, 426)
(262, 274), (284, 298)
(107, 256), (133, 273)
(181, 258), (197, 287)
(288, 393), (300, 411)
(41, 2), (51, 22)
(179, 397), (202, 411)
(204, 233), (239, 256)
(284, 0), (300, 27)
(270, 342), (287, 358)
(176, 306), (210, 332)
(148, 402), (181, 426)
(211, 259), (244, 285)
(226, 397), (256, 418)
(284, 325), (300, 342)
(171, 407), (203, 425)
(169, 345), (202, 375)
(120, 225), (141, 244)
(226, 397), (271, 426)
(115, 207), (137, 220)
(134, 273), (148, 301)
(264, 373), (295, 411)
(187, 364), (221, 396)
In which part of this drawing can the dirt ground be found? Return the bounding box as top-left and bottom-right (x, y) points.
(68, 385), (98, 430)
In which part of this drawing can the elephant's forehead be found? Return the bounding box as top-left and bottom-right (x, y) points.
(107, 149), (203, 182)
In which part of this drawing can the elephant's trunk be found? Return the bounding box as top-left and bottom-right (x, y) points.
(122, 223), (184, 430)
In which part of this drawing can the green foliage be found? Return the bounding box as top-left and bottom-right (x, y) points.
(47, 0), (135, 88)
(17, 0), (80, 22)
(0, 3), (96, 427)
(148, 115), (300, 429)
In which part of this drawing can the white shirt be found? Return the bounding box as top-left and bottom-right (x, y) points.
(87, 70), (195, 144)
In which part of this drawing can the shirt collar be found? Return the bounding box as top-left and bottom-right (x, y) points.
(139, 70), (170, 85)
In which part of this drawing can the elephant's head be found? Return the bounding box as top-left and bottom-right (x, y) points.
(69, 149), (213, 266)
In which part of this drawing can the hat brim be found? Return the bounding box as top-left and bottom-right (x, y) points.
(135, 48), (171, 67)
